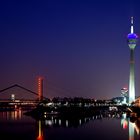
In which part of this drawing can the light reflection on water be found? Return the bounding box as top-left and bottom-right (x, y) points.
(37, 120), (44, 140)
(121, 113), (140, 140)
(0, 110), (140, 140)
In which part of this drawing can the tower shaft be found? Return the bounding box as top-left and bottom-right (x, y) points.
(129, 49), (135, 103)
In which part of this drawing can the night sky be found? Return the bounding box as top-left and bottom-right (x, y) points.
(0, 0), (140, 100)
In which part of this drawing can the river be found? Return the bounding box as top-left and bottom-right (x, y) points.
(0, 109), (140, 140)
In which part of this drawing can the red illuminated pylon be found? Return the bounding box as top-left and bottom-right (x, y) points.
(38, 76), (43, 101)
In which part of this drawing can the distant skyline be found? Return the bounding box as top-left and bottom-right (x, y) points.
(0, 0), (140, 100)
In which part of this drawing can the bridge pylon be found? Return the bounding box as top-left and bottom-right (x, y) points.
(37, 76), (44, 102)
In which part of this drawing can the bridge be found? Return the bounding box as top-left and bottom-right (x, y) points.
(0, 84), (45, 99)
(0, 80), (45, 110)
(0, 77), (83, 110)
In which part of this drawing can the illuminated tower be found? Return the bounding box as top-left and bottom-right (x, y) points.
(38, 77), (43, 101)
(127, 17), (138, 104)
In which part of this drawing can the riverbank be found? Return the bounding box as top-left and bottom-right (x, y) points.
(24, 104), (127, 120)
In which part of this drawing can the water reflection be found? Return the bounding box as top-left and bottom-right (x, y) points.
(2, 109), (140, 140)
(36, 112), (140, 140)
(37, 120), (44, 140)
(1, 109), (22, 120)
(44, 117), (85, 127)
(134, 118), (140, 135)
(36, 111), (125, 128)
(121, 113), (140, 140)
(129, 121), (134, 140)
(121, 113), (128, 129)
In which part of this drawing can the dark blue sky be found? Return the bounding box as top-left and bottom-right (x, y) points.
(0, 0), (140, 99)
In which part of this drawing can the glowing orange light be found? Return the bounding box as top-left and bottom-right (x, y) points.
(37, 136), (43, 140)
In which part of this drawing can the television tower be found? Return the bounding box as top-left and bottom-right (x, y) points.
(127, 17), (138, 104)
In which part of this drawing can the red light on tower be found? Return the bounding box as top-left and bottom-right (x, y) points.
(38, 76), (43, 101)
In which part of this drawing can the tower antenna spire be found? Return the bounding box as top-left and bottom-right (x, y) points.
(131, 16), (134, 33)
